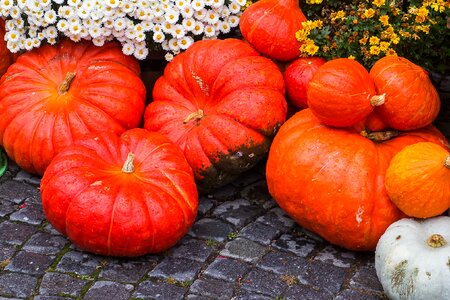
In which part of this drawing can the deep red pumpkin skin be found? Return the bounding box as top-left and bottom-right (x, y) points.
(239, 0), (307, 61)
(0, 39), (146, 175)
(370, 56), (440, 131)
(284, 57), (326, 108)
(266, 109), (449, 251)
(307, 58), (380, 127)
(40, 128), (198, 257)
(144, 38), (287, 193)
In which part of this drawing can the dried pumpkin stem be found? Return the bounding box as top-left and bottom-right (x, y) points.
(360, 130), (399, 142)
(427, 233), (447, 248)
(445, 155), (450, 169)
(122, 152), (135, 174)
(58, 72), (76, 95)
(370, 94), (386, 107)
(184, 109), (204, 124)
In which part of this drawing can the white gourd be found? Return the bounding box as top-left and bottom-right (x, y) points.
(375, 216), (450, 300)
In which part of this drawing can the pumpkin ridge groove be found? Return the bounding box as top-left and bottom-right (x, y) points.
(106, 184), (123, 255)
(27, 111), (47, 173)
(132, 143), (173, 170)
(160, 169), (196, 214)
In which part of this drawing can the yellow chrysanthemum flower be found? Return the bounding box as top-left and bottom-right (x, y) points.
(348, 55), (356, 59)
(373, 0), (385, 7)
(359, 37), (368, 45)
(379, 41), (390, 51)
(385, 48), (397, 56)
(369, 36), (380, 45)
(379, 15), (389, 26)
(370, 45), (381, 55)
(364, 8), (376, 19)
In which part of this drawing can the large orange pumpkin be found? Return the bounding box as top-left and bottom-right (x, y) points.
(239, 0), (307, 61)
(307, 58), (384, 127)
(144, 38), (287, 193)
(0, 39), (146, 175)
(41, 128), (198, 257)
(385, 142), (450, 218)
(0, 18), (16, 77)
(370, 56), (440, 131)
(266, 109), (449, 251)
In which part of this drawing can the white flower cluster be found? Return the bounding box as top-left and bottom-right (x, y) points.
(0, 0), (249, 61)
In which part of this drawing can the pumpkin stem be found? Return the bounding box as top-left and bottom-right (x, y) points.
(183, 109), (204, 124)
(427, 234), (447, 248)
(445, 155), (450, 169)
(122, 152), (135, 174)
(360, 130), (399, 142)
(370, 94), (386, 107)
(58, 72), (76, 95)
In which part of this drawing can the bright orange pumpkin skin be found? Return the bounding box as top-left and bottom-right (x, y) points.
(370, 56), (440, 131)
(239, 0), (307, 61)
(41, 128), (198, 257)
(307, 58), (378, 127)
(385, 142), (450, 218)
(144, 39), (287, 192)
(284, 57), (326, 108)
(0, 19), (16, 77)
(0, 39), (146, 175)
(266, 109), (449, 251)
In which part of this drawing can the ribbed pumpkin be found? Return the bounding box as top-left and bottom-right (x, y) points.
(307, 58), (384, 127)
(41, 128), (198, 257)
(0, 18), (16, 77)
(239, 0), (307, 61)
(370, 56), (440, 131)
(0, 39), (146, 175)
(284, 57), (326, 108)
(144, 39), (287, 193)
(266, 109), (449, 251)
(385, 142), (450, 218)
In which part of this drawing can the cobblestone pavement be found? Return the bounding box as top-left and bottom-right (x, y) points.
(0, 158), (388, 300)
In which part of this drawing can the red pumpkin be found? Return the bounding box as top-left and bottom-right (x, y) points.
(0, 19), (17, 77)
(370, 56), (440, 131)
(0, 39), (146, 175)
(239, 0), (307, 61)
(266, 109), (449, 251)
(284, 57), (326, 108)
(307, 58), (384, 127)
(144, 39), (287, 192)
(40, 128), (198, 257)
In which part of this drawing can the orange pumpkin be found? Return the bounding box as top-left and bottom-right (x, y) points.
(239, 0), (307, 61)
(0, 39), (146, 175)
(266, 109), (449, 251)
(385, 142), (450, 218)
(370, 56), (441, 131)
(307, 58), (384, 127)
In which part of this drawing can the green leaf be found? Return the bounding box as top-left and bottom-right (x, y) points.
(0, 150), (7, 177)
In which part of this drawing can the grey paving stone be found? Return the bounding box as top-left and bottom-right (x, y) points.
(0, 272), (37, 298)
(0, 200), (16, 217)
(213, 199), (264, 227)
(42, 223), (61, 236)
(209, 184), (238, 201)
(219, 238), (268, 263)
(99, 256), (158, 283)
(240, 180), (274, 209)
(34, 296), (72, 300)
(83, 281), (133, 300)
(272, 233), (318, 257)
(148, 257), (204, 282)
(14, 170), (42, 186)
(203, 257), (250, 282)
(0, 221), (37, 245)
(189, 276), (234, 300)
(9, 202), (45, 225)
(186, 295), (214, 300)
(232, 289), (273, 300)
(4, 251), (54, 275)
(285, 284), (334, 300)
(197, 196), (216, 217)
(0, 242), (16, 262)
(39, 272), (86, 297)
(298, 260), (348, 294)
(257, 250), (307, 278)
(133, 280), (187, 299)
(55, 251), (103, 275)
(188, 218), (235, 242)
(170, 238), (215, 263)
(349, 261), (384, 292)
(313, 245), (356, 268)
(0, 180), (40, 203)
(23, 232), (68, 255)
(239, 221), (280, 245)
(241, 268), (288, 297)
(335, 289), (388, 300)
(256, 207), (295, 233)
